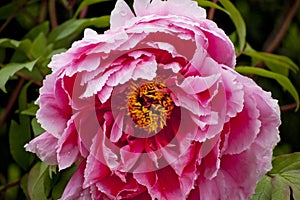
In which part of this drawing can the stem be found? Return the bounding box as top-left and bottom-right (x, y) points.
(208, 0), (218, 20)
(0, 0), (29, 33)
(16, 72), (42, 86)
(39, 0), (48, 23)
(0, 179), (21, 193)
(49, 0), (58, 29)
(264, 0), (300, 53)
(0, 78), (25, 128)
(280, 103), (298, 112)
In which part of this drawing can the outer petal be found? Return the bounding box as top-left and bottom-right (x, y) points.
(24, 132), (58, 165)
(57, 121), (80, 170)
(110, 0), (135, 30)
(59, 161), (90, 200)
(133, 0), (206, 21)
(37, 73), (72, 137)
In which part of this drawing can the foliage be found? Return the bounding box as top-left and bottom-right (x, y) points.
(0, 0), (299, 199)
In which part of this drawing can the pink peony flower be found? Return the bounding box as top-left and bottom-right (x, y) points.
(25, 0), (281, 199)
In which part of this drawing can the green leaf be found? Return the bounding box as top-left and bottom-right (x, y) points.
(24, 21), (50, 40)
(21, 104), (39, 116)
(270, 152), (300, 174)
(9, 81), (34, 170)
(243, 51), (299, 74)
(252, 153), (300, 199)
(20, 173), (30, 199)
(0, 2), (15, 20)
(30, 32), (48, 59)
(74, 0), (110, 18)
(51, 165), (77, 200)
(235, 66), (300, 110)
(0, 59), (37, 92)
(268, 153), (300, 200)
(27, 162), (51, 200)
(270, 176), (290, 200)
(195, 0), (229, 14)
(0, 38), (21, 49)
(219, 0), (246, 52)
(280, 170), (300, 199)
(49, 16), (110, 44)
(9, 120), (34, 171)
(249, 176), (272, 200)
(31, 118), (45, 137)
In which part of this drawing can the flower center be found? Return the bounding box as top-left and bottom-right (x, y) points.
(127, 82), (174, 133)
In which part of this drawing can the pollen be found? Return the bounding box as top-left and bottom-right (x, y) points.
(127, 82), (174, 133)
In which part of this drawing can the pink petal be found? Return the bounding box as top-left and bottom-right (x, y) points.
(57, 121), (80, 170)
(199, 20), (236, 67)
(110, 0), (135, 30)
(224, 91), (261, 155)
(176, 74), (221, 94)
(24, 132), (58, 165)
(37, 74), (71, 137)
(110, 110), (125, 143)
(134, 166), (185, 200)
(59, 161), (89, 200)
(133, 0), (206, 21)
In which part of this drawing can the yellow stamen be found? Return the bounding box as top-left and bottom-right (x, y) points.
(127, 82), (174, 133)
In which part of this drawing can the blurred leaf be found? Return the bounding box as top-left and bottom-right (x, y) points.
(0, 59), (37, 92)
(27, 162), (51, 200)
(0, 38), (21, 49)
(24, 21), (50, 40)
(9, 81), (34, 170)
(15, 2), (40, 29)
(20, 173), (30, 199)
(195, 0), (230, 14)
(0, 2), (15, 20)
(219, 0), (246, 52)
(9, 120), (34, 171)
(31, 118), (45, 137)
(30, 32), (47, 59)
(243, 51), (299, 74)
(21, 104), (39, 116)
(48, 16), (110, 44)
(74, 0), (110, 18)
(51, 165), (77, 200)
(236, 66), (299, 110)
(5, 164), (21, 199)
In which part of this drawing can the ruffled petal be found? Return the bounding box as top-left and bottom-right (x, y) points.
(24, 132), (58, 165)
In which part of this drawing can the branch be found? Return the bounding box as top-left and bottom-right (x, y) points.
(0, 179), (21, 193)
(0, 78), (25, 128)
(263, 0), (300, 53)
(49, 0), (58, 29)
(0, 0), (29, 33)
(208, 0), (218, 20)
(280, 103), (298, 112)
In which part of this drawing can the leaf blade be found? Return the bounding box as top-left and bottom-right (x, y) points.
(236, 66), (299, 110)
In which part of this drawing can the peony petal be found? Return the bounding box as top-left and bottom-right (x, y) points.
(199, 20), (236, 67)
(37, 74), (72, 137)
(133, 0), (206, 21)
(176, 74), (221, 94)
(24, 132), (58, 165)
(59, 161), (90, 200)
(224, 89), (261, 155)
(135, 166), (185, 200)
(57, 121), (80, 170)
(110, 0), (135, 30)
